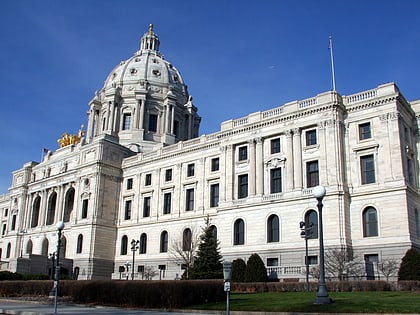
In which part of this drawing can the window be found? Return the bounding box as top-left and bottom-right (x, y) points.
(306, 161), (319, 188)
(2, 224), (6, 236)
(238, 174), (248, 199)
(306, 129), (317, 146)
(81, 199), (88, 219)
(182, 228), (192, 251)
(145, 173), (152, 186)
(415, 208), (420, 237)
(46, 192), (57, 225)
(126, 178), (133, 190)
(211, 158), (220, 171)
(210, 225), (218, 241)
(271, 138), (281, 154)
(163, 193), (171, 214)
(11, 215), (16, 231)
(63, 188), (75, 223)
(210, 183), (219, 207)
(304, 210), (318, 239)
(185, 188), (194, 211)
(363, 207), (378, 237)
(124, 200), (132, 220)
(148, 114), (158, 132)
(143, 196), (151, 217)
(76, 234), (83, 253)
(122, 113), (131, 130)
(360, 154), (375, 184)
(160, 231), (168, 252)
(359, 122), (371, 140)
(238, 146), (248, 161)
(165, 169), (172, 181)
(140, 233), (147, 254)
(307, 256), (318, 265)
(187, 163), (195, 177)
(31, 197), (41, 228)
(121, 235), (128, 255)
(267, 214), (279, 242)
(234, 219), (245, 245)
(6, 243), (11, 258)
(407, 158), (414, 186)
(270, 168), (282, 193)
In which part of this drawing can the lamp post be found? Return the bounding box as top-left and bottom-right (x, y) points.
(313, 185), (332, 304)
(124, 261), (131, 280)
(299, 221), (313, 292)
(131, 239), (139, 280)
(53, 221), (65, 313)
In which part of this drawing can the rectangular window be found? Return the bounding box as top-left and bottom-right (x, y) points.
(187, 163), (195, 177)
(210, 183), (219, 207)
(306, 129), (317, 146)
(306, 161), (319, 188)
(271, 138), (281, 154)
(307, 256), (318, 265)
(163, 193), (172, 214)
(211, 158), (220, 171)
(11, 215), (16, 231)
(81, 199), (88, 219)
(148, 114), (158, 132)
(2, 224), (6, 236)
(238, 174), (248, 199)
(185, 188), (194, 211)
(126, 178), (133, 190)
(361, 154), (375, 184)
(124, 200), (132, 220)
(145, 173), (152, 186)
(359, 122), (371, 140)
(143, 196), (151, 217)
(238, 146), (248, 161)
(122, 113), (131, 130)
(165, 169), (172, 182)
(270, 168), (282, 193)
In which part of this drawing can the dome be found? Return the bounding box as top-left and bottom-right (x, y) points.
(103, 24), (187, 97)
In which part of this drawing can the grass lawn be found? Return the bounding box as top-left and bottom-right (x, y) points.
(188, 291), (420, 313)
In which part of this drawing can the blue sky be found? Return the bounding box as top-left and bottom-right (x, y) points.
(0, 0), (419, 193)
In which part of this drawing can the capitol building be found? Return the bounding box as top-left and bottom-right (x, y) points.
(0, 25), (419, 281)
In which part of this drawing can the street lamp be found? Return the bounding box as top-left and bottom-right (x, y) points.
(124, 261), (131, 280)
(313, 185), (332, 304)
(53, 221), (65, 313)
(131, 239), (140, 280)
(300, 221), (313, 292)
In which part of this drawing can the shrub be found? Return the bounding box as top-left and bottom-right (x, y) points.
(244, 253), (268, 282)
(398, 248), (420, 280)
(232, 258), (246, 282)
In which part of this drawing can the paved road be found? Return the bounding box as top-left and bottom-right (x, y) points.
(0, 299), (219, 315)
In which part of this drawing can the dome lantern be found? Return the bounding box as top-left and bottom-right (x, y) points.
(140, 24), (160, 52)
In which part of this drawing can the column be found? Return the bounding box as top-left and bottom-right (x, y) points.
(224, 145), (233, 201)
(293, 128), (302, 190)
(285, 130), (294, 191)
(138, 99), (145, 129)
(249, 139), (256, 196)
(255, 138), (264, 195)
(219, 146), (227, 203)
(171, 105), (175, 134)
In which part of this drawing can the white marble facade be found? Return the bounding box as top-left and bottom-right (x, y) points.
(0, 26), (419, 281)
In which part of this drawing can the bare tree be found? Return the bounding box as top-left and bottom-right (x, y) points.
(168, 224), (200, 278)
(309, 265), (320, 280)
(378, 259), (399, 281)
(324, 247), (364, 280)
(143, 266), (158, 280)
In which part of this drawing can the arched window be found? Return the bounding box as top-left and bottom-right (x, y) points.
(267, 214), (279, 243)
(160, 231), (168, 253)
(76, 234), (83, 254)
(41, 238), (49, 256)
(31, 196), (41, 228)
(6, 243), (11, 258)
(182, 228), (192, 251)
(63, 188), (75, 223)
(26, 239), (33, 255)
(210, 225), (218, 241)
(234, 219), (245, 245)
(415, 208), (420, 238)
(120, 235), (128, 255)
(60, 236), (66, 258)
(46, 192), (57, 225)
(139, 233), (147, 254)
(363, 207), (378, 237)
(304, 210), (318, 239)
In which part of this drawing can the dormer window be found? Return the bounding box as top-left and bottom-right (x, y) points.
(152, 69), (161, 76)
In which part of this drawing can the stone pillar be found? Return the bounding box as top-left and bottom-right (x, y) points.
(171, 105), (175, 134)
(138, 99), (145, 129)
(293, 128), (302, 190)
(224, 145), (233, 201)
(255, 137), (264, 195)
(249, 139), (256, 196)
(219, 146), (227, 203)
(285, 130), (294, 191)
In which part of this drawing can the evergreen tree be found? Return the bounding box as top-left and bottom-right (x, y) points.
(398, 248), (420, 280)
(232, 258), (246, 282)
(188, 217), (223, 279)
(244, 253), (268, 282)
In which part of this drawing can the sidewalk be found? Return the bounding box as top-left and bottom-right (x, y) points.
(0, 298), (218, 315)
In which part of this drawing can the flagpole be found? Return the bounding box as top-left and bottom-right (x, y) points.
(329, 35), (336, 91)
